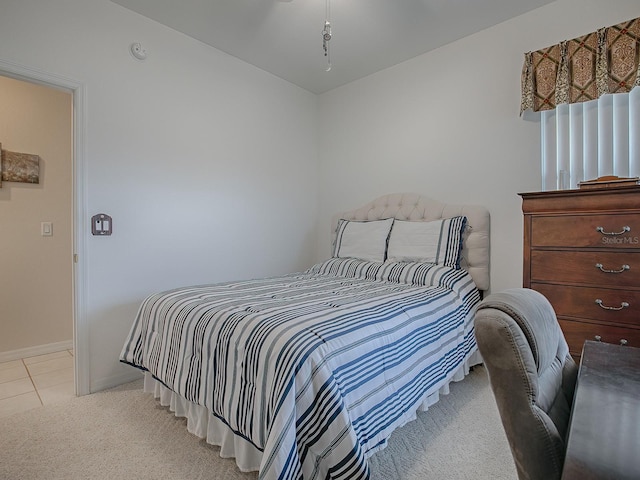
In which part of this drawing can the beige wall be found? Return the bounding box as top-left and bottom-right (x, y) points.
(0, 75), (72, 353)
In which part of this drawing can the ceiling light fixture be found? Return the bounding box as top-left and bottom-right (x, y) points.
(322, 0), (332, 71)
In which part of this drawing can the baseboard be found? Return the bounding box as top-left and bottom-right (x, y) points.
(90, 370), (143, 394)
(0, 340), (73, 363)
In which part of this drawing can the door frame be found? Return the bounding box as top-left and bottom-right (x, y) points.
(0, 58), (89, 395)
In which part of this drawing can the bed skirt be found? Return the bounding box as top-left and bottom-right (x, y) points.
(142, 349), (483, 474)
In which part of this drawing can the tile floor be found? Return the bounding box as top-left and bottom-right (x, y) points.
(0, 349), (74, 418)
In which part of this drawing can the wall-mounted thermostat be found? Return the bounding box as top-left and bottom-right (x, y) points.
(91, 213), (112, 236)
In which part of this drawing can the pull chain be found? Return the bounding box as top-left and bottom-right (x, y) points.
(322, 0), (332, 71)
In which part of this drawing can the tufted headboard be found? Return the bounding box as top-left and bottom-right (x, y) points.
(331, 193), (490, 291)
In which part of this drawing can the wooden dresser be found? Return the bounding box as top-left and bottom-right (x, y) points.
(520, 186), (640, 358)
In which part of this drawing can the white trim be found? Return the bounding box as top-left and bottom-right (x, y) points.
(0, 340), (73, 363)
(91, 370), (143, 393)
(0, 58), (89, 395)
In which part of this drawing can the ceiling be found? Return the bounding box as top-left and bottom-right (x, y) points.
(111, 0), (553, 94)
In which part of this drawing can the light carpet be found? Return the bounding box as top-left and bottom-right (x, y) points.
(0, 365), (516, 480)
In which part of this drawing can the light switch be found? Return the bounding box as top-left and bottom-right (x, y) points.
(91, 213), (113, 236)
(41, 222), (53, 236)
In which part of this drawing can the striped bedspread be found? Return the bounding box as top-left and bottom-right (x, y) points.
(120, 258), (481, 480)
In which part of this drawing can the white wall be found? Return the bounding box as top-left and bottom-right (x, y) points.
(316, 0), (640, 294)
(0, 0), (319, 391)
(0, 76), (73, 354)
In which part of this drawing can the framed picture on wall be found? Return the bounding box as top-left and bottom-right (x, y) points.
(1, 148), (40, 184)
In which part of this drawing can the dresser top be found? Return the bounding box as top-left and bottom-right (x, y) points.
(519, 186), (640, 214)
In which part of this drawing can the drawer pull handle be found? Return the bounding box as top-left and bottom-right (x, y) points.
(595, 263), (630, 274)
(595, 299), (630, 311)
(620, 339), (628, 346)
(596, 225), (631, 236)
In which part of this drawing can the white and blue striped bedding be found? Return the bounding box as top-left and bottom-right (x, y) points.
(120, 258), (481, 480)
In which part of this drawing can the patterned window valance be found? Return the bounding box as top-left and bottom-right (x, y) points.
(520, 16), (640, 114)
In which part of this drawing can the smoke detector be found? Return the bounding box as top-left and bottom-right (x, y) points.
(130, 42), (147, 61)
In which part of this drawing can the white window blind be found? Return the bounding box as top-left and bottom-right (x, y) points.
(541, 88), (640, 190)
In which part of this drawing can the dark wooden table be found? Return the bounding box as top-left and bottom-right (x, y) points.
(561, 340), (640, 479)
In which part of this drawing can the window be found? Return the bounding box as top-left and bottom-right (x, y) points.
(541, 89), (640, 190)
(520, 16), (640, 190)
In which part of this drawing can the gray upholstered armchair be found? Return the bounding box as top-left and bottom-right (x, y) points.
(474, 288), (578, 480)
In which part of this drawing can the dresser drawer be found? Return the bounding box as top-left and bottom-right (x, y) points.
(531, 214), (640, 248)
(531, 250), (640, 287)
(532, 283), (640, 326)
(559, 318), (640, 356)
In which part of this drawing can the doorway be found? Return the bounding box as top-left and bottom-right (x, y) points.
(0, 60), (88, 397)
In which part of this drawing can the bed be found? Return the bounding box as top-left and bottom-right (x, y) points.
(120, 193), (490, 480)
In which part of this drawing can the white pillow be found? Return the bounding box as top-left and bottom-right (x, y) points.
(387, 216), (467, 268)
(333, 218), (394, 262)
